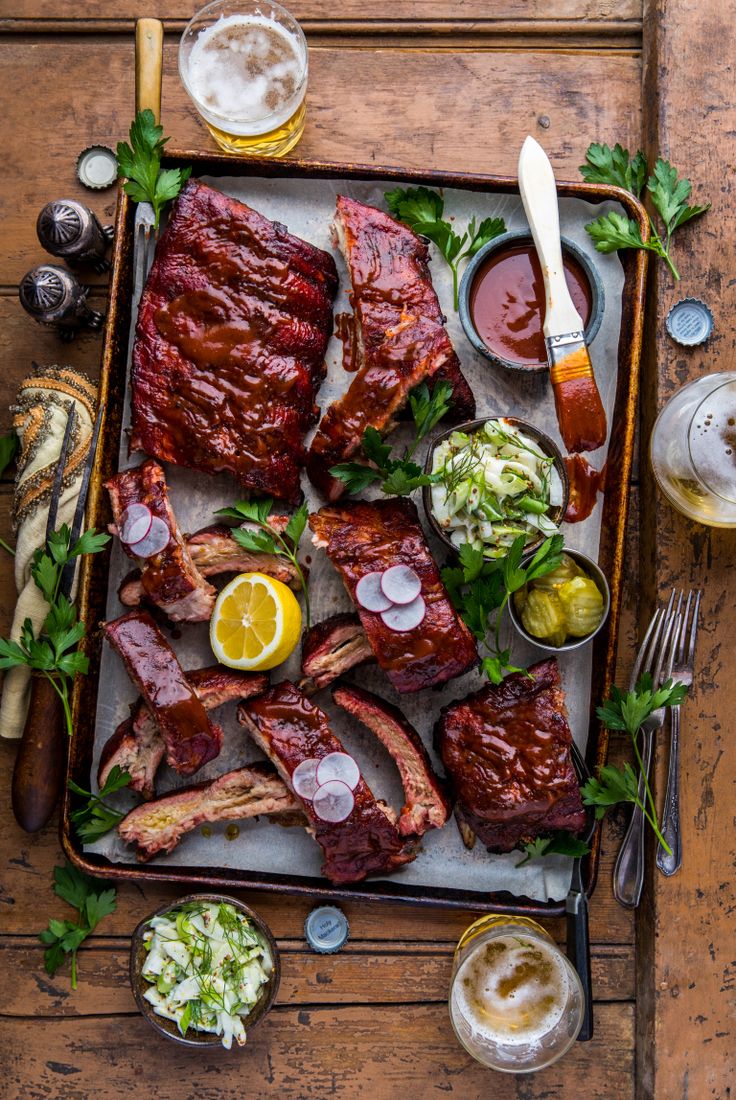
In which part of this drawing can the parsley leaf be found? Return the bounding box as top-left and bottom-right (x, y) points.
(579, 142), (709, 280)
(330, 381), (453, 499)
(516, 832), (591, 867)
(215, 499), (311, 627)
(68, 765), (132, 843)
(0, 431), (18, 478)
(39, 862), (117, 988)
(116, 110), (192, 229)
(385, 186), (506, 308)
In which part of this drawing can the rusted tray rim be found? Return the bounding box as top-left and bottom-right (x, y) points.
(62, 155), (649, 918)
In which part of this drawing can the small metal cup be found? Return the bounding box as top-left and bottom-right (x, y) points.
(508, 546), (610, 653)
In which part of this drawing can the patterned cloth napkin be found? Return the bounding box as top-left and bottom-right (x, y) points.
(0, 366), (98, 740)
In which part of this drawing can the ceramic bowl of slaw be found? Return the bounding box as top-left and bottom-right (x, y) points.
(423, 417), (569, 560)
(130, 893), (280, 1049)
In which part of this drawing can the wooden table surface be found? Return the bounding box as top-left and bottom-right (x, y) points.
(0, 3), (733, 1098)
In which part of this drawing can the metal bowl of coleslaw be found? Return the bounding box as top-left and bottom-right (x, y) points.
(423, 417), (569, 560)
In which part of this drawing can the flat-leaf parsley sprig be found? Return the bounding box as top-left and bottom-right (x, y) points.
(215, 500), (311, 627)
(516, 832), (590, 867)
(0, 525), (110, 736)
(38, 862), (117, 989)
(116, 110), (192, 229)
(385, 186), (506, 308)
(67, 765), (132, 843)
(441, 533), (564, 684)
(580, 142), (710, 280)
(580, 672), (688, 854)
(330, 380), (454, 498)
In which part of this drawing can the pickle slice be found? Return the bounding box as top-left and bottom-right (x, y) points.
(528, 553), (583, 593)
(520, 588), (568, 646)
(557, 576), (604, 637)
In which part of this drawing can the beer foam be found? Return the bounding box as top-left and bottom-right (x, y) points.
(451, 935), (569, 1047)
(185, 13), (305, 133)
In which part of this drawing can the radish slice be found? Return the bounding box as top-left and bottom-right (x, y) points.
(292, 758), (320, 800)
(380, 595), (426, 632)
(380, 564), (422, 605)
(119, 503), (152, 547)
(316, 752), (360, 791)
(312, 780), (355, 823)
(355, 571), (393, 612)
(131, 515), (171, 558)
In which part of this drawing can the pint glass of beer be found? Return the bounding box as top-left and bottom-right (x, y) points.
(448, 915), (584, 1072)
(179, 0), (308, 156)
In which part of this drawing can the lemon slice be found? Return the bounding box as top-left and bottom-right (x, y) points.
(209, 572), (302, 671)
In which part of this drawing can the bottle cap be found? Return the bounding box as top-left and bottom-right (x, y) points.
(304, 905), (349, 954)
(665, 297), (713, 347)
(76, 145), (118, 191)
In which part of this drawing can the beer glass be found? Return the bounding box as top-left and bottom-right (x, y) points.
(448, 915), (584, 1072)
(650, 372), (736, 526)
(179, 0), (308, 156)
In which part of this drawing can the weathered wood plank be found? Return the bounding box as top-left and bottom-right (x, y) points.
(0, 938), (635, 1014)
(638, 2), (736, 1097)
(0, 1004), (634, 1100)
(0, 41), (642, 285)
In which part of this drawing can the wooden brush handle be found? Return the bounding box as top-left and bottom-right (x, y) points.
(11, 674), (66, 833)
(136, 18), (164, 122)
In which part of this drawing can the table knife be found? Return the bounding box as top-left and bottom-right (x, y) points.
(517, 136), (607, 454)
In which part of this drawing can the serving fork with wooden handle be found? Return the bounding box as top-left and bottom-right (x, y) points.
(133, 18), (164, 296)
(517, 136), (608, 454)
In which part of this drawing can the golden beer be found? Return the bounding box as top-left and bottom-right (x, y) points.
(179, 1), (308, 157)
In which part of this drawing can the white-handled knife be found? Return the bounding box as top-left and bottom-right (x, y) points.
(517, 136), (607, 453)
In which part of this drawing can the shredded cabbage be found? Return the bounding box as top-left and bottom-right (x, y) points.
(430, 419), (561, 556)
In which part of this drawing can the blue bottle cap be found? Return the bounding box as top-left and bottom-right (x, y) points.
(665, 297), (713, 347)
(304, 905), (350, 954)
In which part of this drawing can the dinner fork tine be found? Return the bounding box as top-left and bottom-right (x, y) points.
(657, 588), (701, 876)
(613, 595), (679, 908)
(45, 404), (77, 541)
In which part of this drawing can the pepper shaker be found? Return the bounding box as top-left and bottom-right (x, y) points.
(36, 198), (114, 273)
(19, 264), (105, 341)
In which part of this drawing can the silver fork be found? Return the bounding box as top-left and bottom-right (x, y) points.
(133, 209), (158, 309)
(656, 590), (701, 876)
(612, 592), (680, 909)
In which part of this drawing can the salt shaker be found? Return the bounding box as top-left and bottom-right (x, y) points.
(36, 199), (114, 273)
(19, 264), (105, 341)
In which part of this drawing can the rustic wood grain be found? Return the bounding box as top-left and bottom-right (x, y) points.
(0, 41), (642, 285)
(0, 1004), (634, 1100)
(637, 1), (736, 1097)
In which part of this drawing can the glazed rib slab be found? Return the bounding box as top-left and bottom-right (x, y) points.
(309, 498), (478, 693)
(436, 658), (586, 852)
(307, 195), (475, 500)
(130, 179), (338, 504)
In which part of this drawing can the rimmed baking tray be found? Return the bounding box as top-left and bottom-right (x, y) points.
(62, 152), (648, 916)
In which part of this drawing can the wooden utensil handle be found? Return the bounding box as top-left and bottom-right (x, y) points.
(135, 18), (164, 122)
(11, 673), (67, 833)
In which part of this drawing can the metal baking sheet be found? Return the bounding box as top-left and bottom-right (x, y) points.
(63, 155), (648, 916)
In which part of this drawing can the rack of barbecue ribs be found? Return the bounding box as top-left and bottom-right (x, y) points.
(117, 522), (304, 616)
(118, 763), (305, 861)
(309, 498), (478, 693)
(299, 612), (374, 694)
(332, 684), (451, 837)
(104, 611), (223, 777)
(435, 658), (586, 852)
(99, 667), (269, 799)
(106, 460), (216, 622)
(238, 681), (417, 884)
(129, 179), (338, 505)
(307, 196), (475, 500)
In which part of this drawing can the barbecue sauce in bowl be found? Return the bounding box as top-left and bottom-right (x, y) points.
(467, 243), (593, 369)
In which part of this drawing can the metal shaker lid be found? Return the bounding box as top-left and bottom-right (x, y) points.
(304, 906), (350, 954)
(76, 145), (118, 190)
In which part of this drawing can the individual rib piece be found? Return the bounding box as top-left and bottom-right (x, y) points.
(435, 658), (586, 852)
(117, 763), (304, 861)
(333, 684), (451, 837)
(238, 681), (416, 884)
(106, 459), (216, 623)
(130, 179), (339, 505)
(98, 666), (270, 799)
(117, 523), (303, 615)
(309, 498), (478, 694)
(299, 612), (374, 694)
(103, 611), (223, 777)
(307, 195), (475, 500)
